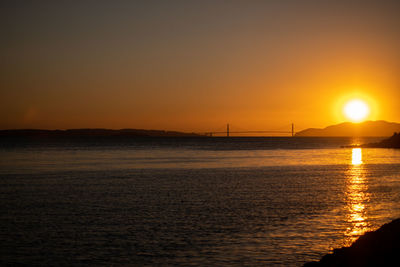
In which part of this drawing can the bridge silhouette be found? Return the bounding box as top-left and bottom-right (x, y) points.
(199, 123), (296, 137)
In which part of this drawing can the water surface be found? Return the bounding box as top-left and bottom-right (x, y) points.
(1, 137), (400, 265)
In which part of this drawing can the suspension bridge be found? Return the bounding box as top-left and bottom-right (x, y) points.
(199, 123), (296, 137)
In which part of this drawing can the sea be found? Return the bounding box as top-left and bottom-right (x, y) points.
(1, 136), (400, 266)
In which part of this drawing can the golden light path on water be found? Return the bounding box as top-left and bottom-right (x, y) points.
(345, 148), (371, 246)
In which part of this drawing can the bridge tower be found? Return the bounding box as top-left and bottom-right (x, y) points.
(292, 123), (294, 137)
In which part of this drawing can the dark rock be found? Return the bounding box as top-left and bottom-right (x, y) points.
(303, 218), (400, 266)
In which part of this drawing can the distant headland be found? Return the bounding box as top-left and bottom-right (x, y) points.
(296, 120), (400, 137)
(0, 129), (205, 137)
(342, 132), (400, 149)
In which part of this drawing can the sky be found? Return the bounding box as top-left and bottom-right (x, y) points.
(1, 0), (400, 132)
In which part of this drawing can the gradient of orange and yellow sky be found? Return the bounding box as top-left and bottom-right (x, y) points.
(1, 0), (399, 132)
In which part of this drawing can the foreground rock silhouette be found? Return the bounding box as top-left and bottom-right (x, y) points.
(303, 218), (400, 266)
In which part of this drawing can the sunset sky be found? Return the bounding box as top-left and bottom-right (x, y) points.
(1, 0), (399, 132)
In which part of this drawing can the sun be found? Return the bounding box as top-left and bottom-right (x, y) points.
(343, 99), (370, 122)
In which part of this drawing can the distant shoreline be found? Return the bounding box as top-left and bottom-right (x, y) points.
(0, 129), (392, 139)
(0, 129), (206, 138)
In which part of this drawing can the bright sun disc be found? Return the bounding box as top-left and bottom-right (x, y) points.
(343, 99), (370, 122)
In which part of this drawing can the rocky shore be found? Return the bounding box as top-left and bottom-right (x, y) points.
(303, 218), (400, 266)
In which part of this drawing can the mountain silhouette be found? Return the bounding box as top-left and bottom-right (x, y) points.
(296, 120), (400, 137)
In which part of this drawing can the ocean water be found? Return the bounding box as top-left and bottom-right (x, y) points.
(1, 136), (400, 266)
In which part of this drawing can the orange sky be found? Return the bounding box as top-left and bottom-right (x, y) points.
(1, 1), (399, 132)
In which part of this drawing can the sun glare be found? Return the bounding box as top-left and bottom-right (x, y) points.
(343, 99), (370, 123)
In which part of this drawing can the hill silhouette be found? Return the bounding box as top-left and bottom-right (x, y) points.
(296, 120), (400, 137)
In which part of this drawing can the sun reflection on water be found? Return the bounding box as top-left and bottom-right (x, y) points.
(344, 148), (370, 245)
(352, 148), (363, 165)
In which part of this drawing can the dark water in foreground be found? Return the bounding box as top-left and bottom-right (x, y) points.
(1, 137), (400, 266)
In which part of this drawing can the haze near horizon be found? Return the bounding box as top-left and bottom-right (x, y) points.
(1, 1), (400, 132)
